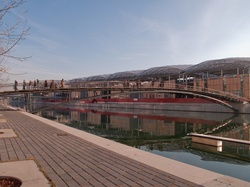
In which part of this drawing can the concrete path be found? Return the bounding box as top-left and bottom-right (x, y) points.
(0, 109), (249, 187)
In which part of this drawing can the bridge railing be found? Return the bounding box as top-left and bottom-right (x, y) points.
(73, 80), (248, 102)
(174, 84), (249, 102)
(4, 80), (247, 103)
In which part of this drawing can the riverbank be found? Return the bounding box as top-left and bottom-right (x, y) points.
(0, 105), (249, 186)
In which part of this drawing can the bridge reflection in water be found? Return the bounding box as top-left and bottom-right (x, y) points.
(8, 99), (250, 182)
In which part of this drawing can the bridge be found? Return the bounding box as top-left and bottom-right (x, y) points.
(0, 83), (249, 112)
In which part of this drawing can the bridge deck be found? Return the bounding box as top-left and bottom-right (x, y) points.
(1, 86), (247, 113)
(0, 86), (248, 103)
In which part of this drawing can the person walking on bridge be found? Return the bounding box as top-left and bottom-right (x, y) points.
(28, 80), (32, 90)
(50, 80), (54, 88)
(23, 80), (26, 90)
(44, 80), (48, 89)
(37, 79), (40, 89)
(33, 80), (37, 89)
(60, 79), (64, 88)
(14, 80), (18, 91)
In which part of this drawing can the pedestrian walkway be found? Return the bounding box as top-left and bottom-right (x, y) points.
(0, 108), (249, 186)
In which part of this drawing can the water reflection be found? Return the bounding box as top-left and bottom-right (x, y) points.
(33, 105), (250, 159)
(9, 100), (250, 182)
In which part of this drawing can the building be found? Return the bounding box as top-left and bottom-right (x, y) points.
(69, 57), (250, 100)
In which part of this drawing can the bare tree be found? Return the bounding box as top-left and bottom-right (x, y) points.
(0, 0), (29, 82)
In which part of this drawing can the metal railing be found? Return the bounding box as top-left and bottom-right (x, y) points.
(70, 80), (249, 103)
(1, 80), (249, 103)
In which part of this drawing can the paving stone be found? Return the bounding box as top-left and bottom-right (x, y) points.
(101, 179), (118, 187)
(106, 176), (124, 186)
(0, 111), (204, 187)
(65, 180), (81, 187)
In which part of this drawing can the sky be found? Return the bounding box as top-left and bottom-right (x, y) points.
(3, 0), (250, 83)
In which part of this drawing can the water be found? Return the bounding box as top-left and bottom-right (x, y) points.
(9, 99), (250, 182)
(141, 147), (250, 181)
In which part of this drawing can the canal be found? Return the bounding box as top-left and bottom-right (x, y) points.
(9, 99), (250, 182)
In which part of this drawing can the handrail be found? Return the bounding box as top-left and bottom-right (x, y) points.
(176, 84), (249, 103)
(1, 80), (249, 103)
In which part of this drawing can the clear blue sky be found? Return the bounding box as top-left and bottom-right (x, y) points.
(6, 0), (250, 83)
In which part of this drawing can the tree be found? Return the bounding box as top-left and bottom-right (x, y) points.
(0, 0), (29, 82)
